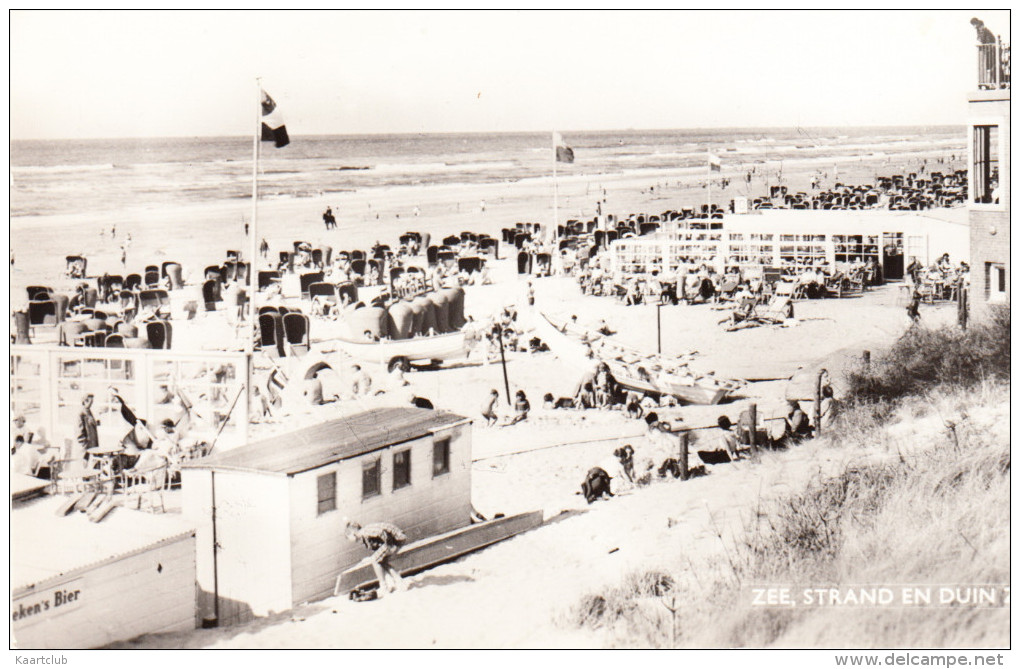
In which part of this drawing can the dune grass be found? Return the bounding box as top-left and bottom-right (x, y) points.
(569, 311), (1011, 648)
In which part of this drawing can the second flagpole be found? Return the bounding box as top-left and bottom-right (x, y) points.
(245, 77), (262, 441)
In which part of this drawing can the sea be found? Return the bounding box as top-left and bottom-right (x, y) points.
(10, 126), (965, 219)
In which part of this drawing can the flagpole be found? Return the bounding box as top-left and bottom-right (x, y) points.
(246, 77), (261, 442)
(552, 131), (559, 243)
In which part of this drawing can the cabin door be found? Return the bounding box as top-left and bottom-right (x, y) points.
(882, 233), (905, 280)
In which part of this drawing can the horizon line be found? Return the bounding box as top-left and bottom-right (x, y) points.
(10, 122), (969, 143)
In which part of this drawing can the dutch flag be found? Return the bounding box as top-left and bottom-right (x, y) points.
(553, 131), (574, 163)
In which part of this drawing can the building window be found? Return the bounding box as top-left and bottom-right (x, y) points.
(987, 263), (1007, 303)
(433, 438), (451, 477)
(972, 125), (1000, 204)
(393, 449), (412, 490)
(316, 472), (336, 515)
(362, 458), (381, 499)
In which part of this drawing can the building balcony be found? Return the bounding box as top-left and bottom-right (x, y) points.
(977, 42), (1010, 91)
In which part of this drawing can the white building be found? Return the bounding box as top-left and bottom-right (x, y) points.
(182, 406), (472, 626)
(609, 210), (970, 279)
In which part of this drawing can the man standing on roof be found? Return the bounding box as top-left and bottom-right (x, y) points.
(344, 519), (408, 596)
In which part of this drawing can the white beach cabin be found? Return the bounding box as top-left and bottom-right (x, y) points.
(10, 495), (196, 649)
(182, 406), (472, 626)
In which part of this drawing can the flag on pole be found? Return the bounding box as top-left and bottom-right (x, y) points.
(261, 89), (290, 148)
(708, 153), (722, 172)
(553, 131), (574, 163)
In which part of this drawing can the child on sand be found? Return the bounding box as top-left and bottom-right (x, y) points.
(481, 389), (499, 426)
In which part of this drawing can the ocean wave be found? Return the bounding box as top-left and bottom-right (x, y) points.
(13, 163), (116, 174)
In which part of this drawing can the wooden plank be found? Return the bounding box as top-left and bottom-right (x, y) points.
(334, 510), (543, 595)
(74, 492), (97, 513)
(55, 494), (85, 517)
(89, 499), (117, 523)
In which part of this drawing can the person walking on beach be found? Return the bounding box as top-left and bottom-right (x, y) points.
(344, 519), (408, 596)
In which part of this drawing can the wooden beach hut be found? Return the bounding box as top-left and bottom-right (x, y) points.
(182, 407), (473, 626)
(11, 495), (196, 649)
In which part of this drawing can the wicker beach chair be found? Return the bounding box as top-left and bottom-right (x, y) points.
(283, 312), (311, 357)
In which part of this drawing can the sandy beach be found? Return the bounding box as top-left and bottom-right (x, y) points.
(11, 139), (970, 649)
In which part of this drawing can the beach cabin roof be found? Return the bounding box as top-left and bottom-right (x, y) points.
(184, 407), (470, 476)
(11, 496), (195, 595)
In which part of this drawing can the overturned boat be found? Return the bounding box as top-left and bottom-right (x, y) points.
(535, 312), (740, 405)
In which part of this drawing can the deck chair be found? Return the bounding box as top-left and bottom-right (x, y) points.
(283, 312), (311, 356)
(299, 271), (325, 298)
(202, 279), (222, 311)
(58, 321), (87, 346)
(146, 320), (172, 349)
(258, 270), (281, 291)
(139, 289), (162, 312)
(309, 282), (338, 308)
(337, 282), (358, 306)
(351, 260), (367, 285)
(258, 312), (286, 358)
(389, 266), (406, 289)
(26, 285), (53, 301)
(756, 296), (793, 323)
(164, 263), (185, 289)
(534, 253), (551, 276)
(28, 300), (59, 334)
(65, 255), (87, 279)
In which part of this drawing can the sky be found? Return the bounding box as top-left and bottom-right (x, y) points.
(9, 9), (1012, 140)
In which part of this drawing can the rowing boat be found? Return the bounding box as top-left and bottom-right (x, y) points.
(334, 330), (468, 371)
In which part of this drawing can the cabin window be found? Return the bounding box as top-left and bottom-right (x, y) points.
(393, 449), (412, 490)
(972, 125), (1000, 205)
(362, 458), (381, 499)
(433, 438), (451, 477)
(316, 472), (337, 515)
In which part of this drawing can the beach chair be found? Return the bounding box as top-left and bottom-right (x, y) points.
(308, 282), (338, 308)
(144, 270), (160, 288)
(259, 306), (280, 316)
(299, 271), (325, 299)
(164, 263), (185, 289)
(28, 300), (59, 335)
(26, 285), (53, 301)
(535, 253), (552, 277)
(442, 235), (461, 247)
(202, 279), (222, 311)
(258, 313), (286, 358)
(755, 296), (793, 323)
(351, 249), (366, 261)
(104, 333), (125, 348)
(426, 246), (440, 266)
(139, 289), (164, 314)
(283, 313), (311, 357)
(337, 282), (358, 306)
(65, 255), (87, 279)
(257, 270), (281, 291)
(351, 260), (367, 286)
(389, 267), (406, 290)
(516, 251), (531, 275)
(146, 321), (172, 349)
(122, 274), (141, 291)
(311, 248), (323, 268)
